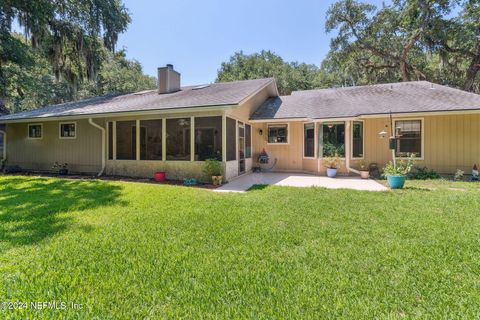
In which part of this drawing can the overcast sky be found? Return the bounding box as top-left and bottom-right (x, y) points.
(117, 0), (388, 86)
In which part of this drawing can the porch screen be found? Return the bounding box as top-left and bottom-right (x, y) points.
(352, 121), (364, 158)
(0, 132), (4, 159)
(194, 116), (222, 161)
(395, 120), (422, 157)
(108, 122), (113, 160)
(166, 118), (191, 161)
(304, 123), (315, 157)
(140, 120), (162, 160)
(245, 124), (252, 158)
(226, 117), (236, 161)
(116, 121), (136, 160)
(321, 123), (345, 157)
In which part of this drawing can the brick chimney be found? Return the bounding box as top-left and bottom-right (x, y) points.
(158, 64), (181, 94)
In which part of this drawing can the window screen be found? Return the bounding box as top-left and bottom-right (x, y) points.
(304, 123), (315, 157)
(395, 120), (422, 157)
(352, 121), (364, 158)
(60, 123), (76, 138)
(28, 124), (42, 138)
(321, 123), (345, 157)
(140, 120), (162, 160)
(268, 124), (288, 143)
(226, 117), (236, 161)
(194, 116), (222, 161)
(116, 120), (136, 160)
(166, 118), (191, 161)
(108, 122), (113, 160)
(245, 124), (252, 158)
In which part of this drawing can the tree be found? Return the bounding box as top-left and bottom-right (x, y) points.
(216, 50), (319, 95)
(323, 0), (479, 92)
(0, 0), (131, 99)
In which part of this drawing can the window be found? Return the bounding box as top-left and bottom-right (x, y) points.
(28, 124), (43, 139)
(0, 132), (4, 159)
(116, 120), (136, 160)
(268, 124), (288, 143)
(194, 116), (222, 161)
(226, 117), (236, 161)
(245, 124), (252, 158)
(352, 121), (364, 158)
(140, 120), (163, 160)
(166, 118), (190, 161)
(238, 122), (245, 173)
(108, 122), (113, 160)
(59, 122), (76, 139)
(304, 123), (315, 158)
(321, 122), (345, 157)
(395, 120), (422, 157)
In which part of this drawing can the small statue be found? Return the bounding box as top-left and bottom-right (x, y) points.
(472, 164), (479, 181)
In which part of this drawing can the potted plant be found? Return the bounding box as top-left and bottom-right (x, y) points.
(359, 160), (369, 179)
(203, 159), (223, 185)
(52, 162), (69, 175)
(382, 154), (416, 189)
(323, 153), (341, 178)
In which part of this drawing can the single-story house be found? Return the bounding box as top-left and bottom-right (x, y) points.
(0, 64), (479, 181)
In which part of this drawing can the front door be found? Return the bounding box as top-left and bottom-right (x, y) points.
(238, 122), (245, 173)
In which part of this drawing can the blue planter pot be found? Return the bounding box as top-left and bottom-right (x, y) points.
(387, 175), (406, 189)
(326, 168), (337, 178)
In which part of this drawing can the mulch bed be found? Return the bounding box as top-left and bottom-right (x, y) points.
(2, 171), (221, 189)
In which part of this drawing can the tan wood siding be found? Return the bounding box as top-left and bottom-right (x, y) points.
(6, 119), (103, 173)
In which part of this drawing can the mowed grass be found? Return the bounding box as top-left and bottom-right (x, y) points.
(0, 176), (479, 319)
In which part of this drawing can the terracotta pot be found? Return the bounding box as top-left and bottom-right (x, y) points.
(212, 175), (223, 186)
(360, 170), (369, 179)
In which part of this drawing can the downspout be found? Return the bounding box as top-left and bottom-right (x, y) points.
(88, 118), (105, 176)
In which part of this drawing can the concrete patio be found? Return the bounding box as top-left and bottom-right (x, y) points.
(215, 172), (388, 192)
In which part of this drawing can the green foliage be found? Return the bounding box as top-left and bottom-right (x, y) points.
(323, 0), (480, 92)
(411, 167), (441, 180)
(216, 50), (320, 95)
(203, 159), (223, 177)
(323, 142), (345, 157)
(1, 176), (480, 318)
(322, 153), (341, 169)
(454, 169), (465, 181)
(382, 154), (416, 176)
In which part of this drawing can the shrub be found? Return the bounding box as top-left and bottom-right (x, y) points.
(323, 153), (341, 169)
(454, 169), (464, 181)
(411, 167), (441, 180)
(203, 159), (223, 177)
(382, 154), (416, 177)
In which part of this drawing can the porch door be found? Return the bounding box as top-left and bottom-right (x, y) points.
(238, 122), (245, 173)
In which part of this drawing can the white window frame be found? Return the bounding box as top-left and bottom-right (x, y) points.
(27, 123), (43, 140)
(394, 118), (424, 160)
(266, 123), (289, 145)
(303, 122), (316, 159)
(319, 121), (346, 159)
(351, 120), (365, 159)
(59, 121), (77, 139)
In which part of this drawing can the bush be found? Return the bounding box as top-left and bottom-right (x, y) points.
(323, 153), (341, 169)
(203, 159), (223, 177)
(382, 154), (416, 177)
(411, 167), (441, 180)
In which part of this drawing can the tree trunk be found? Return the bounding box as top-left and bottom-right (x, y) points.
(463, 55), (480, 92)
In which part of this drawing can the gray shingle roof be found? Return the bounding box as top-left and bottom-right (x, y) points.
(251, 81), (480, 120)
(0, 78), (274, 121)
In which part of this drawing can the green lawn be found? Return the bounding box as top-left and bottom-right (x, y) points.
(0, 176), (479, 319)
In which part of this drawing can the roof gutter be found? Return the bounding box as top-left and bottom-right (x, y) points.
(0, 104), (238, 124)
(88, 118), (105, 177)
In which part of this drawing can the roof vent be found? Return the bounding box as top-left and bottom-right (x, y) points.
(192, 84), (210, 90)
(430, 83), (435, 89)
